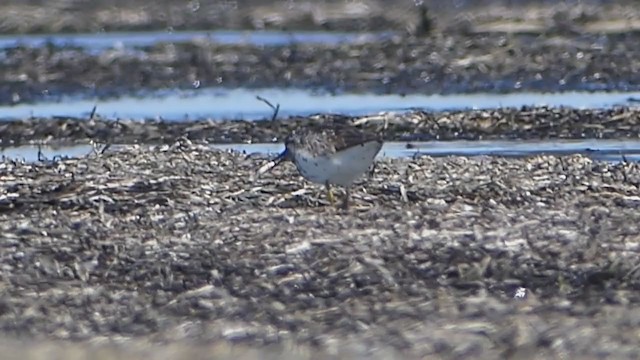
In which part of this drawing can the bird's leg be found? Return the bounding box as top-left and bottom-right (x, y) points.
(325, 181), (336, 206)
(341, 187), (350, 210)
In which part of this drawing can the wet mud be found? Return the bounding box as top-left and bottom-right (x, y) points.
(2, 106), (640, 147)
(2, 1), (640, 358)
(0, 0), (639, 35)
(3, 1), (640, 104)
(1, 143), (639, 359)
(3, 31), (640, 105)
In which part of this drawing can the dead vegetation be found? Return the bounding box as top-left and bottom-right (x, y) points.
(4, 29), (640, 104)
(3, 106), (640, 147)
(1, 143), (639, 358)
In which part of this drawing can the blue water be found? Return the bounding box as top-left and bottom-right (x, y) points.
(0, 30), (392, 52)
(1, 88), (639, 121)
(1, 144), (94, 162)
(215, 139), (640, 161)
(5, 140), (640, 163)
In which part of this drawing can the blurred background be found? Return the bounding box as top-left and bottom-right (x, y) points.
(0, 0), (638, 35)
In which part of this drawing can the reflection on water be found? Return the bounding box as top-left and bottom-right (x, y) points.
(1, 144), (94, 162)
(4, 139), (640, 163)
(1, 88), (640, 121)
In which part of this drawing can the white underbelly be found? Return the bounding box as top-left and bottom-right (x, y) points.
(293, 141), (382, 187)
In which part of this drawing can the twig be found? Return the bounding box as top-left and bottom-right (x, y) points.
(100, 118), (119, 155)
(87, 105), (114, 156)
(368, 162), (377, 179)
(100, 143), (112, 155)
(89, 104), (98, 120)
(256, 95), (280, 121)
(621, 152), (629, 183)
(37, 144), (46, 162)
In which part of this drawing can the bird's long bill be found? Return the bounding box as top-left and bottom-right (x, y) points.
(256, 148), (289, 176)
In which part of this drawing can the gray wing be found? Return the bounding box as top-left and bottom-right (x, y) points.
(294, 125), (383, 157)
(329, 126), (383, 153)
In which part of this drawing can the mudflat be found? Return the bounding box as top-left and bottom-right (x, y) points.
(2, 1), (640, 104)
(1, 143), (639, 358)
(3, 32), (640, 105)
(2, 1), (640, 358)
(3, 106), (640, 147)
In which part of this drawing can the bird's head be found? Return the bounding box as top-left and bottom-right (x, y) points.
(255, 134), (296, 176)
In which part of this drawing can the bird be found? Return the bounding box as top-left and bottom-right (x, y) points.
(257, 125), (384, 209)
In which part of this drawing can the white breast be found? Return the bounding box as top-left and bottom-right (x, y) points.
(293, 140), (382, 187)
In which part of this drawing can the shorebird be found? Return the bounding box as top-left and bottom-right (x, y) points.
(257, 126), (384, 209)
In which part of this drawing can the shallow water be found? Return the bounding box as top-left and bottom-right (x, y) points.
(1, 144), (94, 162)
(216, 139), (640, 162)
(4, 139), (640, 163)
(1, 88), (640, 121)
(0, 30), (391, 52)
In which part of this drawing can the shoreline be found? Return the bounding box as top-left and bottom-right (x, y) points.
(0, 145), (639, 358)
(2, 106), (640, 147)
(3, 32), (640, 104)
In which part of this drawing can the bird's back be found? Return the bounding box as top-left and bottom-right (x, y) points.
(290, 126), (383, 158)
